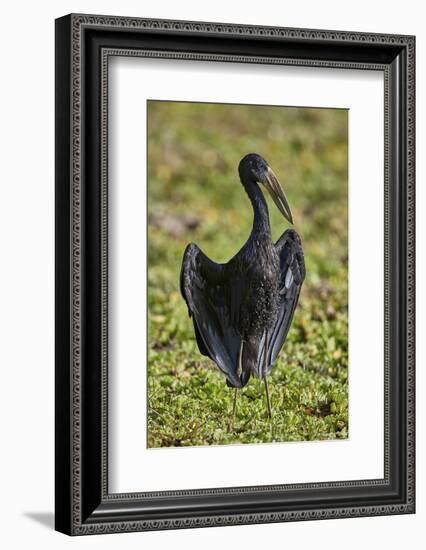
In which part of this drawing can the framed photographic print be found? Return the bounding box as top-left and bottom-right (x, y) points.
(55, 14), (415, 535)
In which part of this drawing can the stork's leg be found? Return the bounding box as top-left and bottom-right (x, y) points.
(264, 377), (272, 420)
(229, 387), (238, 431)
(232, 388), (237, 419)
(237, 337), (244, 379)
(230, 339), (244, 430)
(263, 331), (272, 420)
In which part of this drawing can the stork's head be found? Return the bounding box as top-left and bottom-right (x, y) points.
(238, 153), (293, 224)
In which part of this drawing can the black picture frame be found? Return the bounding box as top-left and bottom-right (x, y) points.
(55, 13), (415, 535)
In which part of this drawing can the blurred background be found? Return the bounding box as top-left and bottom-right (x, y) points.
(147, 100), (348, 447)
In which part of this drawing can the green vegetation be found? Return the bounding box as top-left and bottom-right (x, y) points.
(147, 101), (348, 447)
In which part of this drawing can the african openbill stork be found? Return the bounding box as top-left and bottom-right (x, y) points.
(180, 153), (305, 420)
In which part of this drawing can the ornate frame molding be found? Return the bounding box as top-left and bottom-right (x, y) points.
(55, 14), (415, 535)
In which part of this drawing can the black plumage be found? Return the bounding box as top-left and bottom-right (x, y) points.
(180, 153), (305, 410)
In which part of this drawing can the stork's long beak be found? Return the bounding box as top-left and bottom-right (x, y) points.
(262, 167), (294, 224)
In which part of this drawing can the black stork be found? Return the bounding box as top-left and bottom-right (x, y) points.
(180, 153), (305, 420)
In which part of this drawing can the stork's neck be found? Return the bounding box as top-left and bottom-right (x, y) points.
(245, 181), (271, 237)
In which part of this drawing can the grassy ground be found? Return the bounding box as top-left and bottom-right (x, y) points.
(147, 101), (348, 447)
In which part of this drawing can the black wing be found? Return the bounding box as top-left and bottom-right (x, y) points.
(180, 243), (245, 388)
(259, 229), (305, 376)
